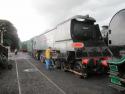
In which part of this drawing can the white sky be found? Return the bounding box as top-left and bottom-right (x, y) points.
(0, 0), (125, 41)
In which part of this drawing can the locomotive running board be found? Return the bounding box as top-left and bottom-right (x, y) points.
(68, 69), (82, 76)
(109, 83), (125, 91)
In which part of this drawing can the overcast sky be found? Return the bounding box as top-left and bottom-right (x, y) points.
(0, 0), (125, 41)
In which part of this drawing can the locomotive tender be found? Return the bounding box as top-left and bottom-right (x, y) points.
(26, 15), (112, 78)
(108, 9), (125, 57)
(107, 9), (125, 91)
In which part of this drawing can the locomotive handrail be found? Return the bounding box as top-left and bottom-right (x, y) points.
(108, 55), (125, 65)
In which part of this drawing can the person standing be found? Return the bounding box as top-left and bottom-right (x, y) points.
(14, 49), (18, 55)
(45, 47), (53, 70)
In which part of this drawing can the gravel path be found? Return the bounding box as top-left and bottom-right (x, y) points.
(0, 60), (19, 94)
(0, 52), (122, 94)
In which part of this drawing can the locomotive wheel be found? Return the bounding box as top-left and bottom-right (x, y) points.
(61, 62), (68, 72)
(80, 65), (88, 79)
(54, 60), (61, 69)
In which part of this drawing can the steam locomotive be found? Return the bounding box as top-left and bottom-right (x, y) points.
(26, 15), (112, 78)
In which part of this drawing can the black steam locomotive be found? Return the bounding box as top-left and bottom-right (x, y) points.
(26, 15), (112, 78)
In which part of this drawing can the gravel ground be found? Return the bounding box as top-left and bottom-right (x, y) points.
(16, 59), (62, 94)
(0, 52), (122, 94)
(0, 60), (19, 94)
(30, 58), (120, 94)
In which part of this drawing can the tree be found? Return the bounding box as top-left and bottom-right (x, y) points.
(0, 20), (20, 50)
